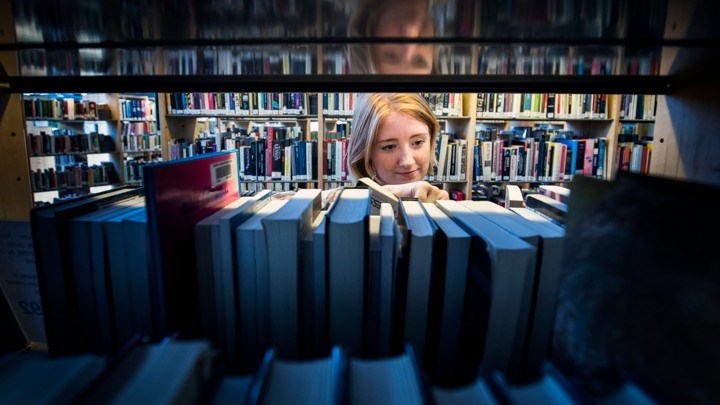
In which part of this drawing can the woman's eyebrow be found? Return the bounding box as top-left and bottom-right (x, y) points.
(377, 133), (429, 143)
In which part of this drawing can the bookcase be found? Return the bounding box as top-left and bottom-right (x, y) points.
(118, 93), (161, 186)
(2, 0), (720, 402)
(23, 93), (122, 206)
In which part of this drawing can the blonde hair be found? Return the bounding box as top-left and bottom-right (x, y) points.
(348, 93), (439, 184)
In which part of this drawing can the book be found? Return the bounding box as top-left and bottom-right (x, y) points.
(143, 150), (240, 340)
(236, 199), (288, 369)
(194, 190), (272, 369)
(422, 203), (472, 383)
(208, 375), (254, 405)
(461, 200), (565, 382)
(365, 213), (382, 358)
(68, 196), (144, 354)
(30, 186), (144, 355)
(538, 185), (570, 204)
(436, 200), (536, 380)
(104, 203), (147, 346)
(302, 210), (329, 358)
(377, 203), (400, 357)
(504, 184), (525, 208)
(246, 346), (345, 405)
(525, 193), (568, 226)
(507, 207), (566, 380)
(349, 345), (430, 405)
(326, 188), (371, 356)
(397, 199), (437, 365)
(356, 177), (399, 216)
(488, 365), (579, 405)
(262, 188), (322, 359)
(122, 208), (154, 340)
(0, 351), (106, 403)
(432, 378), (497, 405)
(78, 340), (218, 404)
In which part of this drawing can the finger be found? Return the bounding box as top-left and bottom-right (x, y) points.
(425, 187), (447, 203)
(414, 184), (429, 201)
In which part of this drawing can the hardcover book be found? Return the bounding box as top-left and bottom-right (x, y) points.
(143, 150), (240, 339)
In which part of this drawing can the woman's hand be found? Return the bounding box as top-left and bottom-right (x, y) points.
(382, 181), (449, 203)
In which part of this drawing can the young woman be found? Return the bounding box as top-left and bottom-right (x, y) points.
(324, 93), (448, 205)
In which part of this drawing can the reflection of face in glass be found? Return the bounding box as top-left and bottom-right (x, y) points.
(371, 2), (434, 74)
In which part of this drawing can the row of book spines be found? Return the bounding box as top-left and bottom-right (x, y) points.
(478, 53), (660, 76)
(122, 134), (162, 152)
(615, 142), (652, 174)
(121, 121), (157, 137)
(119, 98), (155, 120)
(165, 48), (315, 75)
(237, 139), (319, 182)
(31, 162), (115, 191)
(422, 93), (465, 116)
(166, 92), (315, 116)
(322, 93), (355, 115)
(619, 94), (657, 120)
(24, 98), (98, 120)
(471, 138), (608, 182)
(28, 132), (114, 155)
(478, 54), (616, 76)
(477, 93), (608, 119)
(321, 50), (349, 75)
(124, 157), (161, 183)
(432, 138), (468, 182)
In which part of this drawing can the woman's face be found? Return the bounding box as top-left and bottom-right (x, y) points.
(371, 111), (431, 185)
(372, 1), (434, 74)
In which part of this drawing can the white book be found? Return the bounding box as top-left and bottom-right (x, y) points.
(436, 133), (451, 181)
(262, 189), (322, 358)
(356, 176), (399, 216)
(327, 188), (370, 355)
(236, 199), (287, 368)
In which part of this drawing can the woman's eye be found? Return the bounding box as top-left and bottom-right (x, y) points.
(381, 144), (396, 151)
(413, 140), (426, 147)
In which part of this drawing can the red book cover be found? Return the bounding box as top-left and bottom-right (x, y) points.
(266, 126), (275, 178)
(144, 150), (240, 338)
(583, 138), (595, 177)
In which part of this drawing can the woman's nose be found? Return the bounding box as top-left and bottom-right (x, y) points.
(398, 144), (416, 167)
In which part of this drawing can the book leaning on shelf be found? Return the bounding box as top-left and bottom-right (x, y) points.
(31, 186), (145, 356)
(144, 150), (241, 340)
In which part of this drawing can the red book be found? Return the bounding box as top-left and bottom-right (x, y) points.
(144, 151), (240, 337)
